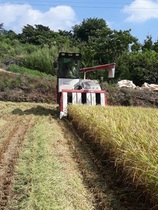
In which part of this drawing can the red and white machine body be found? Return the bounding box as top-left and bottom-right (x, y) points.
(56, 52), (115, 118)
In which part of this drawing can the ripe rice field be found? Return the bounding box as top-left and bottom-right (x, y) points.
(68, 104), (158, 206)
(0, 101), (157, 209)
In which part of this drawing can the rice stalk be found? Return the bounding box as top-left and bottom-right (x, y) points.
(68, 105), (158, 204)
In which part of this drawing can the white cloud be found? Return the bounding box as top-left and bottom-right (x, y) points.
(123, 0), (158, 22)
(0, 3), (77, 33)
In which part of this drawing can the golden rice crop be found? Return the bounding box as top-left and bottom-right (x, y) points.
(68, 105), (158, 204)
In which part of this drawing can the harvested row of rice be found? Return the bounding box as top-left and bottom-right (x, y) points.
(68, 105), (158, 205)
(0, 101), (95, 210)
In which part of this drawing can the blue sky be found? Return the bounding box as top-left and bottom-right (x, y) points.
(0, 0), (158, 43)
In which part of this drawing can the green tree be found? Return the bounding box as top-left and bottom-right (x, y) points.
(58, 30), (73, 38)
(3, 30), (17, 40)
(81, 28), (138, 68)
(19, 24), (57, 46)
(117, 51), (158, 85)
(73, 18), (108, 42)
(153, 40), (158, 53)
(142, 35), (153, 51)
(20, 24), (35, 43)
(131, 41), (142, 52)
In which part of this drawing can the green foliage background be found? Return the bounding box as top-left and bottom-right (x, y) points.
(0, 19), (158, 85)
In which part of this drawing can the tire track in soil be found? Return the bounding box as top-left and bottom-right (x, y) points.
(0, 117), (19, 160)
(57, 117), (152, 210)
(0, 115), (34, 210)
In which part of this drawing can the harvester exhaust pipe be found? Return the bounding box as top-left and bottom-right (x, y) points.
(108, 67), (115, 78)
(100, 76), (104, 89)
(84, 72), (87, 80)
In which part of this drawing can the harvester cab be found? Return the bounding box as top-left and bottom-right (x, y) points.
(55, 52), (115, 119)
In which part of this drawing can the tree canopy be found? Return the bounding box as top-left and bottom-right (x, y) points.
(73, 18), (108, 42)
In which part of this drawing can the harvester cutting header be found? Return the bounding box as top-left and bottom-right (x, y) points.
(55, 52), (115, 118)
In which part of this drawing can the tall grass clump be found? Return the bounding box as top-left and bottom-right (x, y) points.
(23, 46), (57, 75)
(68, 105), (158, 205)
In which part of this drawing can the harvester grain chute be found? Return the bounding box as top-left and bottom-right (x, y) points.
(55, 52), (115, 119)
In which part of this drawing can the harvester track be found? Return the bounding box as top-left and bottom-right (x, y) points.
(0, 115), (34, 209)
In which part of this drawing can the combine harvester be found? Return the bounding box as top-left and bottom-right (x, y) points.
(55, 52), (115, 118)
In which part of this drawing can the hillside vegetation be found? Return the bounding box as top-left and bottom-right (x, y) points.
(0, 69), (56, 104)
(0, 19), (158, 86)
(0, 66), (158, 107)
